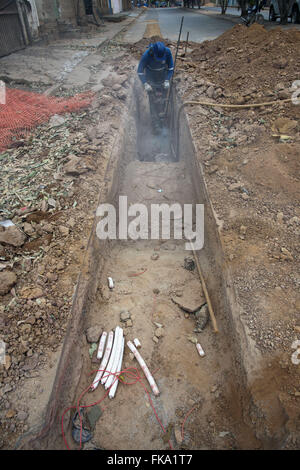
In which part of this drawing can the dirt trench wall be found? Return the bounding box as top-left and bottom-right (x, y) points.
(176, 98), (242, 350)
(175, 97), (262, 437)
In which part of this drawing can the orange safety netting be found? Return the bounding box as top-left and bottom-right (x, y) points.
(0, 88), (94, 152)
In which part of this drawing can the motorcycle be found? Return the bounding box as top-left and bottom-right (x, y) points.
(241, 2), (265, 26)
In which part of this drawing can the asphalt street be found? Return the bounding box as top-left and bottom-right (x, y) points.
(124, 7), (234, 43)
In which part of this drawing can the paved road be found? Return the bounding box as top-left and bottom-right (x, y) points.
(124, 7), (234, 43)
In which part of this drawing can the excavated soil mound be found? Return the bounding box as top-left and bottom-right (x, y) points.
(189, 24), (300, 98)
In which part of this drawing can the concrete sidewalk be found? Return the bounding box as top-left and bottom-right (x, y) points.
(0, 10), (144, 94)
(202, 5), (270, 20)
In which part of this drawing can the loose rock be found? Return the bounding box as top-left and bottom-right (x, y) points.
(6, 409), (16, 419)
(0, 225), (26, 247)
(0, 271), (17, 295)
(188, 336), (198, 345)
(184, 257), (195, 271)
(228, 182), (242, 192)
(194, 304), (209, 332)
(155, 327), (164, 338)
(16, 411), (28, 422)
(120, 310), (131, 322)
(172, 280), (205, 313)
(174, 426), (183, 445)
(20, 287), (43, 299)
(86, 325), (102, 344)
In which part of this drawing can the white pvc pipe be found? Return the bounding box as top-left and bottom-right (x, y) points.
(133, 338), (141, 349)
(105, 327), (124, 390)
(91, 330), (114, 391)
(108, 336), (125, 399)
(101, 326), (122, 386)
(127, 341), (160, 396)
(196, 343), (205, 357)
(97, 331), (107, 360)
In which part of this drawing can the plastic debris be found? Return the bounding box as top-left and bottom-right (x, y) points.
(133, 338), (141, 349)
(72, 408), (92, 444)
(0, 220), (14, 228)
(48, 198), (57, 208)
(219, 431), (230, 437)
(108, 277), (114, 289)
(196, 343), (205, 357)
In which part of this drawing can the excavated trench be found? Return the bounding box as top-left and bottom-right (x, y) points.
(23, 81), (263, 450)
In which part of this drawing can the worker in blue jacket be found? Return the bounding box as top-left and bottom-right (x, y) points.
(137, 41), (174, 133)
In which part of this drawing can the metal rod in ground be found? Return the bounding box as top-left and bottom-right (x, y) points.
(190, 242), (219, 334)
(164, 15), (184, 118)
(184, 31), (189, 55)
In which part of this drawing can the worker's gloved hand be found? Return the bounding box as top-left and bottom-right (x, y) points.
(144, 83), (152, 93)
(163, 80), (170, 90)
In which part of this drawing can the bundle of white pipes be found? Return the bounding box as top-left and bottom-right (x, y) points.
(90, 326), (124, 398)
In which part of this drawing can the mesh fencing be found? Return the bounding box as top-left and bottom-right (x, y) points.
(0, 87), (94, 152)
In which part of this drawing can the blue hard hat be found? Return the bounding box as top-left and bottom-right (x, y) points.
(153, 42), (166, 60)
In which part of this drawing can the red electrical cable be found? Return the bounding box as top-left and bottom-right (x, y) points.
(181, 405), (198, 442)
(61, 365), (173, 450)
(127, 268), (147, 277)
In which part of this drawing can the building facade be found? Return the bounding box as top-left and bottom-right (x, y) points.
(0, 0), (132, 57)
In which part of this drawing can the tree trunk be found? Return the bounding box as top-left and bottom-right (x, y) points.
(238, 0), (248, 17)
(278, 0), (289, 24)
(220, 0), (228, 14)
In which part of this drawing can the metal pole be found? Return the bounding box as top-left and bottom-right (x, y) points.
(184, 31), (189, 55)
(164, 15), (184, 118)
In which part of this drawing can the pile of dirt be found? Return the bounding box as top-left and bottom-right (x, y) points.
(186, 24), (300, 101)
(126, 36), (175, 60)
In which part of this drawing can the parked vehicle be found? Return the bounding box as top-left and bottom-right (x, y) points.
(269, 0), (300, 23)
(241, 1), (265, 26)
